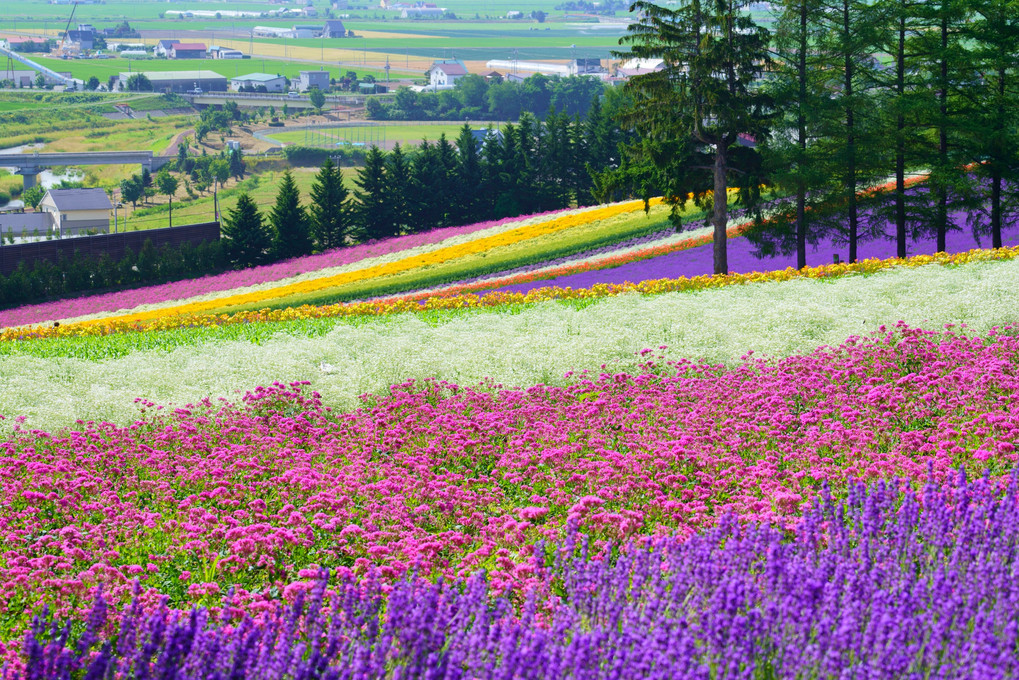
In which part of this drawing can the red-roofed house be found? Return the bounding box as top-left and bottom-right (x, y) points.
(426, 59), (468, 90)
(170, 43), (207, 59)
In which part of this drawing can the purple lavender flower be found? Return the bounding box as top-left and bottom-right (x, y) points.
(8, 474), (1019, 679)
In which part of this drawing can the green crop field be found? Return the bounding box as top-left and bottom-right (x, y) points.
(0, 0), (641, 68)
(24, 55), (407, 85)
(266, 122), (501, 148)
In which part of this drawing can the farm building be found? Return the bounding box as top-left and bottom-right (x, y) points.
(3, 69), (70, 87)
(401, 7), (444, 17)
(425, 59), (468, 90)
(253, 26), (291, 38)
(323, 20), (347, 38)
(291, 25), (323, 38)
(169, 43), (207, 59)
(299, 70), (330, 92)
(39, 188), (112, 237)
(0, 212), (52, 239)
(117, 70), (228, 93)
(209, 46), (244, 59)
(5, 37), (49, 51)
(570, 58), (606, 76)
(614, 58), (665, 78)
(154, 39), (179, 57)
(230, 73), (287, 93)
(484, 59), (570, 77)
(63, 29), (94, 51)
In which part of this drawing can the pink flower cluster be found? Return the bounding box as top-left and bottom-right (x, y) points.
(1, 323), (1017, 632)
(0, 208), (578, 329)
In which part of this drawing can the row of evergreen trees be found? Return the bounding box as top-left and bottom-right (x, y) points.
(613, 0), (1019, 274)
(222, 105), (626, 267)
(0, 240), (226, 309)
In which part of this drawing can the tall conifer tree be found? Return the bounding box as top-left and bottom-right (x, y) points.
(969, 0), (1019, 248)
(386, 144), (413, 235)
(812, 0), (886, 262)
(269, 170), (312, 260)
(454, 124), (484, 224)
(755, 0), (832, 269)
(434, 134), (458, 227)
(410, 141), (443, 233)
(353, 146), (395, 242)
(616, 0), (772, 275)
(308, 157), (351, 251)
(874, 0), (927, 258)
(910, 0), (974, 253)
(222, 193), (271, 267)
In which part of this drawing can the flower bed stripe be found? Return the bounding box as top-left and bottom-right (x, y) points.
(0, 205), (609, 330)
(6, 244), (1017, 343)
(36, 198), (662, 332)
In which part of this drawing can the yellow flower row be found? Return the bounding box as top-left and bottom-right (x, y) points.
(56, 198), (664, 331)
(5, 245), (1017, 343)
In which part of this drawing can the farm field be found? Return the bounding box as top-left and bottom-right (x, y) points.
(266, 122), (503, 148)
(1, 0), (637, 72)
(27, 54), (403, 84)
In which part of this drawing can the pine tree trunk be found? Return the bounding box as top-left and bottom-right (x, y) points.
(936, 15), (949, 253)
(796, 0), (808, 270)
(844, 0), (858, 264)
(895, 16), (906, 260)
(713, 143), (729, 276)
(992, 66), (1005, 249)
(992, 168), (1003, 249)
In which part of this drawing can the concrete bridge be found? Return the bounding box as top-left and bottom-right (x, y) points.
(3, 151), (173, 189)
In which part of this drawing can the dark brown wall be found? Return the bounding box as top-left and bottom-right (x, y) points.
(0, 222), (220, 276)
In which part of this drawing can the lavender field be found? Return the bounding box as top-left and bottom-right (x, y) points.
(498, 214), (1019, 294)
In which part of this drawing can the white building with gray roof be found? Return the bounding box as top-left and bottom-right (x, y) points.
(230, 73), (288, 93)
(39, 188), (113, 237)
(118, 70), (227, 93)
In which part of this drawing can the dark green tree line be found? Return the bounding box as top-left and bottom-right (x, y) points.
(614, 0), (1019, 270)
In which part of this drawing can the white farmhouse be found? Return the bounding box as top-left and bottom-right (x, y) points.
(425, 59), (468, 90)
(154, 39), (179, 57)
(39, 188), (113, 237)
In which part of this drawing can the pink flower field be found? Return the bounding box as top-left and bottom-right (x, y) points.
(2, 322), (1016, 664)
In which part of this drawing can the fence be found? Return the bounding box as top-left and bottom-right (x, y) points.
(0, 221), (220, 276)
